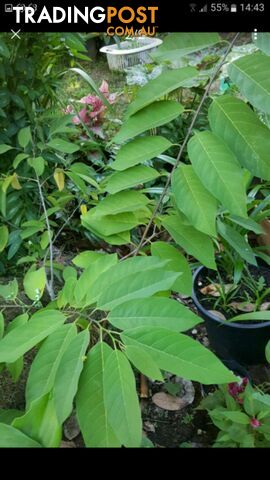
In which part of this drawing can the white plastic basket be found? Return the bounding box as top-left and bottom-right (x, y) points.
(100, 37), (163, 72)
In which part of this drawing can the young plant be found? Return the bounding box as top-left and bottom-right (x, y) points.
(200, 378), (270, 447)
(0, 252), (236, 448)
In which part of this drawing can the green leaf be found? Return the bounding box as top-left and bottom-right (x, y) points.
(222, 411), (250, 425)
(21, 226), (44, 240)
(6, 357), (24, 383)
(70, 67), (110, 108)
(112, 136), (172, 171)
(228, 52), (270, 114)
(69, 162), (99, 189)
(89, 191), (150, 217)
(113, 101), (184, 144)
(72, 251), (110, 269)
(13, 153), (29, 169)
(18, 127), (32, 148)
(0, 312), (4, 339)
(252, 392), (270, 407)
(40, 231), (50, 250)
(172, 164), (217, 236)
(5, 313), (29, 383)
(121, 327), (236, 384)
(97, 268), (181, 311)
(188, 131), (247, 218)
(74, 254), (118, 305)
(90, 256), (167, 305)
(106, 165), (160, 194)
(152, 32), (221, 61)
(82, 211), (142, 237)
(0, 279), (18, 300)
(230, 312), (270, 322)
(6, 313), (29, 335)
(23, 266), (47, 301)
(0, 39), (10, 58)
(64, 34), (87, 53)
(47, 138), (80, 154)
(0, 409), (23, 425)
(254, 32), (270, 56)
(27, 156), (45, 176)
(209, 96), (270, 181)
(0, 182), (6, 217)
(162, 213), (216, 269)
(217, 219), (257, 266)
(63, 266), (77, 282)
(25, 324), (77, 409)
(0, 423), (41, 448)
(151, 241), (192, 295)
(0, 144), (13, 155)
(108, 297), (202, 332)
(266, 341), (270, 364)
(0, 309), (65, 363)
(125, 345), (163, 381)
(229, 215), (263, 234)
(127, 67), (198, 117)
(65, 171), (87, 194)
(76, 342), (120, 447)
(54, 329), (89, 424)
(104, 349), (142, 447)
(0, 225), (8, 252)
(13, 393), (61, 448)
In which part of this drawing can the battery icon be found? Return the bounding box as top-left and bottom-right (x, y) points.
(231, 4), (237, 12)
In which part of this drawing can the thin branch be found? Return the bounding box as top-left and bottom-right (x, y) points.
(52, 201), (83, 247)
(36, 174), (55, 300)
(43, 200), (83, 267)
(131, 33), (240, 257)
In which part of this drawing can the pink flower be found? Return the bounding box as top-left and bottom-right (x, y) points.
(66, 80), (118, 134)
(80, 95), (105, 120)
(65, 105), (74, 114)
(99, 80), (118, 104)
(228, 383), (240, 398)
(72, 108), (91, 125)
(99, 79), (109, 95)
(228, 377), (249, 403)
(250, 418), (261, 429)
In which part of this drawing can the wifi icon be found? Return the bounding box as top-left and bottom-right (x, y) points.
(189, 3), (197, 12)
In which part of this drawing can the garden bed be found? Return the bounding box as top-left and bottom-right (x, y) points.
(1, 31), (270, 449)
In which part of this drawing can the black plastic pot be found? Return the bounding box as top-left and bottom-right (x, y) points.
(192, 266), (270, 366)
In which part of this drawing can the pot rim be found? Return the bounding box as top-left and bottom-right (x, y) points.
(99, 37), (163, 55)
(192, 265), (270, 330)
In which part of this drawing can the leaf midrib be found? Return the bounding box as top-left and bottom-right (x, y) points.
(212, 100), (269, 170)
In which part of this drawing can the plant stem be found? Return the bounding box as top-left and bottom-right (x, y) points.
(131, 33), (240, 257)
(36, 174), (55, 300)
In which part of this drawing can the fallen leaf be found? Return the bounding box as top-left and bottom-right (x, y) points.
(152, 392), (185, 411)
(144, 421), (155, 433)
(178, 293), (191, 300)
(54, 168), (65, 191)
(208, 310), (226, 321)
(229, 302), (255, 312)
(200, 283), (234, 297)
(152, 378), (195, 411)
(202, 337), (210, 347)
(260, 302), (270, 311)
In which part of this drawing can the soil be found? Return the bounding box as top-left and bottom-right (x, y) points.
(1, 298), (270, 448)
(141, 379), (218, 448)
(195, 264), (270, 322)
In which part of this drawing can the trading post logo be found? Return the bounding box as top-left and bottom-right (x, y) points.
(5, 4), (159, 36)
